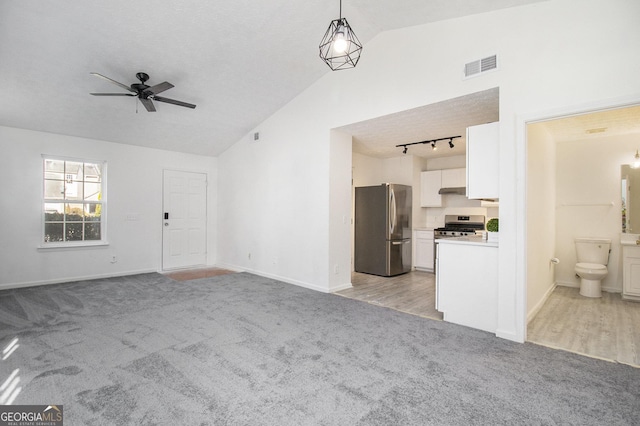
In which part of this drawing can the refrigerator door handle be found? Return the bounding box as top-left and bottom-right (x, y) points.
(389, 188), (397, 235)
(391, 241), (403, 245)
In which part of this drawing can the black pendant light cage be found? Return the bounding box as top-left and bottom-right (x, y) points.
(319, 16), (363, 70)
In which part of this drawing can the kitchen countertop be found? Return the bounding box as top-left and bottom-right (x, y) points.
(435, 235), (498, 247)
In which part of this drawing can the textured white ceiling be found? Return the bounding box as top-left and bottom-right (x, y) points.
(342, 88), (499, 159)
(534, 105), (640, 143)
(0, 0), (547, 157)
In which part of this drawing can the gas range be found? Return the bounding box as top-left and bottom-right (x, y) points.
(434, 215), (485, 238)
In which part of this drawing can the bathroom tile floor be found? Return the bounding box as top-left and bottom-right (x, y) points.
(527, 286), (640, 368)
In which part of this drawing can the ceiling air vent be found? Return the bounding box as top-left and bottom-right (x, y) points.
(463, 55), (498, 79)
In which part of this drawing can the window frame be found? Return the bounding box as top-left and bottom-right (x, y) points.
(40, 155), (108, 249)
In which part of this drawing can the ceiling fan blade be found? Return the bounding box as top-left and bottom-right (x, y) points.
(140, 98), (156, 112)
(90, 72), (136, 93)
(153, 96), (196, 109)
(144, 81), (174, 95)
(90, 93), (136, 96)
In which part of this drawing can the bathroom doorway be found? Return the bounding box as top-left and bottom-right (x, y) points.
(525, 104), (640, 367)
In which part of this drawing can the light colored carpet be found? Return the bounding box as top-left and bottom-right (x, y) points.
(1, 272), (638, 425)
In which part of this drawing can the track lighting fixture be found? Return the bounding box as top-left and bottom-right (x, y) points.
(319, 0), (363, 71)
(395, 135), (461, 155)
(632, 150), (640, 169)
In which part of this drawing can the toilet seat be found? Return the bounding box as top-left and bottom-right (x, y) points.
(575, 262), (607, 272)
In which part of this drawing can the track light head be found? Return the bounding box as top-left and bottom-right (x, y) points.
(402, 146), (408, 154)
(448, 139), (454, 149)
(431, 142), (437, 150)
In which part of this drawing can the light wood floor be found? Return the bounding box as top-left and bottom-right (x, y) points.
(163, 267), (236, 282)
(527, 286), (640, 368)
(336, 271), (443, 321)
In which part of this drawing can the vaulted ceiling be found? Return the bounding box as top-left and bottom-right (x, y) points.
(0, 1), (548, 157)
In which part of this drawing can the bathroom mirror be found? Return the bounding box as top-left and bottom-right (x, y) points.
(621, 164), (640, 232)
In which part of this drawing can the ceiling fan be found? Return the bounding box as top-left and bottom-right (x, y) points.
(90, 72), (196, 112)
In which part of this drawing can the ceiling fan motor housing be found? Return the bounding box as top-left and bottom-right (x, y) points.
(136, 72), (149, 83)
(131, 83), (150, 96)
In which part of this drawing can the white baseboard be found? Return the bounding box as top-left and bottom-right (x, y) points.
(215, 262), (340, 293)
(0, 268), (157, 291)
(555, 280), (622, 293)
(329, 282), (353, 292)
(555, 280), (579, 288)
(527, 282), (557, 323)
(495, 328), (524, 343)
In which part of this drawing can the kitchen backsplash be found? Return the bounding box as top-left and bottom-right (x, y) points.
(425, 205), (499, 229)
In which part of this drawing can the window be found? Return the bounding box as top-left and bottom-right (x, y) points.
(43, 157), (106, 245)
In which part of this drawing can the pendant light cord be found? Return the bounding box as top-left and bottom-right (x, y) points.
(339, 0), (342, 19)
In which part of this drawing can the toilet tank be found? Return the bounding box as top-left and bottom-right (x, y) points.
(575, 238), (611, 264)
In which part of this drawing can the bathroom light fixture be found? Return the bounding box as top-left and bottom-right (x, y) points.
(396, 135), (461, 155)
(319, 0), (362, 71)
(632, 150), (640, 169)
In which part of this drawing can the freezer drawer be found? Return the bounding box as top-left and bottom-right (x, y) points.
(388, 238), (412, 276)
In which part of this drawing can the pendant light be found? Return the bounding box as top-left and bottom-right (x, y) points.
(319, 0), (362, 71)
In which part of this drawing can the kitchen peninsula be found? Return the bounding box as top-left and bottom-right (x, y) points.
(437, 236), (498, 333)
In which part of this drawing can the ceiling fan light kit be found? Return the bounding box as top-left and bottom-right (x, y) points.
(90, 72), (196, 112)
(319, 0), (362, 70)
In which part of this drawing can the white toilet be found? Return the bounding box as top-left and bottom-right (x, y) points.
(574, 237), (611, 298)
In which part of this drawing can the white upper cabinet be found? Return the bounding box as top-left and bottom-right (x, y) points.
(441, 168), (466, 188)
(466, 122), (499, 200)
(420, 170), (442, 207)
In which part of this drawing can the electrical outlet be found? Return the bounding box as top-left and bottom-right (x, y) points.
(110, 255), (117, 264)
(248, 253), (251, 260)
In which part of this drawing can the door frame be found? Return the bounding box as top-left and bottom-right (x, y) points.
(517, 94), (640, 342)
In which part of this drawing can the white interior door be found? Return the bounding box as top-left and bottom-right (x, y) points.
(162, 170), (207, 270)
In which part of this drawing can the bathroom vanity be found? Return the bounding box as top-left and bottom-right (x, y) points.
(621, 239), (640, 301)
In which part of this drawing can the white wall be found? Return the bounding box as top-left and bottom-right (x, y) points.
(0, 126), (217, 288)
(329, 130), (353, 289)
(352, 152), (383, 187)
(526, 123), (557, 320)
(554, 133), (640, 293)
(217, 0), (640, 341)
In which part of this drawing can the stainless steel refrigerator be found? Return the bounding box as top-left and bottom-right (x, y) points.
(355, 183), (412, 277)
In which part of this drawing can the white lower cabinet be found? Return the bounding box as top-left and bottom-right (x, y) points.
(414, 230), (434, 271)
(437, 241), (498, 333)
(622, 245), (640, 301)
